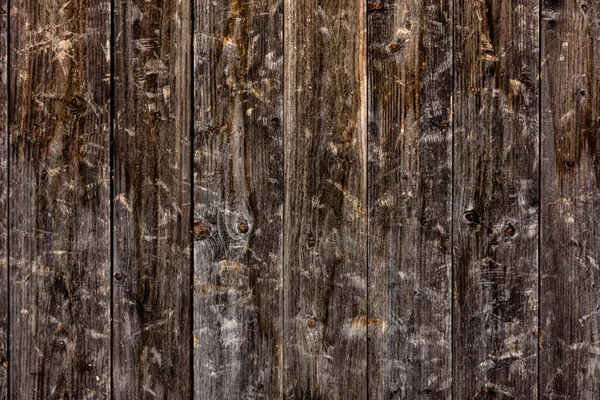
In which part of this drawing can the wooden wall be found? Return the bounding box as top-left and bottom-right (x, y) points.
(1, 0), (599, 398)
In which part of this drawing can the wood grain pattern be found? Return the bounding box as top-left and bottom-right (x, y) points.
(193, 0), (283, 398)
(367, 0), (453, 398)
(0, 0), (6, 396)
(540, 0), (600, 398)
(283, 1), (367, 398)
(453, 0), (540, 398)
(8, 0), (111, 397)
(112, 0), (192, 397)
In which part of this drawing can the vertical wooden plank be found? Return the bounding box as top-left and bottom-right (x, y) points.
(8, 0), (111, 397)
(193, 0), (283, 398)
(112, 0), (192, 397)
(367, 0), (453, 397)
(453, 0), (539, 397)
(0, 0), (6, 395)
(540, 1), (600, 397)
(283, 1), (367, 398)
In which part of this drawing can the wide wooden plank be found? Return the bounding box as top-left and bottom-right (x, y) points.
(112, 0), (192, 397)
(453, 0), (539, 397)
(0, 0), (6, 396)
(367, 0), (453, 398)
(193, 0), (284, 398)
(283, 1), (367, 398)
(8, 0), (111, 397)
(540, 1), (600, 397)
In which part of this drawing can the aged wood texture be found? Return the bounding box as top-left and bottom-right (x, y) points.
(112, 0), (192, 397)
(193, 0), (284, 398)
(283, 1), (367, 398)
(540, 0), (600, 398)
(367, 0), (453, 398)
(8, 0), (111, 397)
(0, 0), (6, 395)
(453, 0), (539, 398)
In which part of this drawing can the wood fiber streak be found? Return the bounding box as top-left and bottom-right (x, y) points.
(193, 0), (283, 398)
(0, 0), (6, 396)
(283, 1), (367, 398)
(8, 0), (111, 398)
(112, 0), (192, 398)
(367, 0), (453, 398)
(453, 0), (539, 398)
(540, 0), (600, 398)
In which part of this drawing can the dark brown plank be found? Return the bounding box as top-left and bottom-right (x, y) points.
(0, 0), (6, 395)
(283, 1), (367, 398)
(112, 0), (192, 397)
(540, 1), (600, 398)
(453, 0), (539, 397)
(367, 0), (453, 398)
(8, 0), (111, 397)
(193, 0), (284, 398)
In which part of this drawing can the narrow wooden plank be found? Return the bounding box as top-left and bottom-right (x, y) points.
(540, 1), (600, 397)
(453, 0), (539, 397)
(283, 1), (367, 398)
(367, 0), (453, 398)
(0, 0), (7, 395)
(193, 0), (284, 398)
(112, 0), (192, 397)
(8, 0), (111, 397)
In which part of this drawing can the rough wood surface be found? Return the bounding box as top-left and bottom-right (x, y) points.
(540, 0), (600, 398)
(8, 0), (111, 397)
(453, 0), (540, 398)
(112, 0), (192, 398)
(0, 1), (10, 399)
(193, 0), (284, 398)
(367, 0), (453, 398)
(0, 0), (6, 396)
(283, 1), (367, 398)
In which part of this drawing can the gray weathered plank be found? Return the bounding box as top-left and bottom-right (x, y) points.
(192, 0), (284, 398)
(0, 0), (6, 395)
(367, 0), (453, 398)
(540, 1), (600, 398)
(283, 1), (367, 398)
(112, 0), (192, 397)
(8, 0), (111, 397)
(453, 0), (539, 397)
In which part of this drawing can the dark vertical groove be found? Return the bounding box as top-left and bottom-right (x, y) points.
(537, 1), (541, 398)
(450, 0), (455, 398)
(189, 0), (195, 396)
(109, 0), (115, 397)
(5, 0), (10, 396)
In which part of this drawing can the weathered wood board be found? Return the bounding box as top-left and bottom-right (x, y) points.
(453, 0), (540, 398)
(0, 0), (6, 396)
(367, 0), (453, 397)
(112, 0), (192, 398)
(283, 1), (367, 398)
(8, 0), (111, 398)
(193, 0), (284, 398)
(540, 0), (600, 398)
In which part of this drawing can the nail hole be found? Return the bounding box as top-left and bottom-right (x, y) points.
(114, 272), (124, 282)
(564, 160), (575, 168)
(238, 222), (249, 234)
(154, 112), (161, 120)
(463, 210), (479, 224)
(504, 223), (516, 237)
(581, 4), (588, 13)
